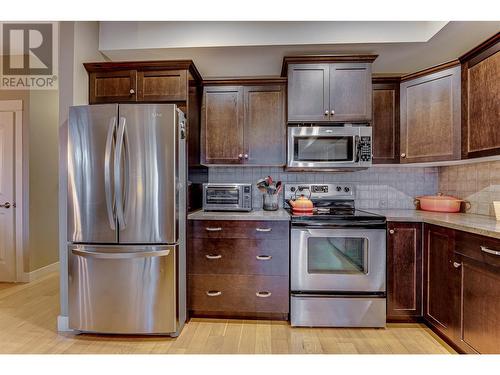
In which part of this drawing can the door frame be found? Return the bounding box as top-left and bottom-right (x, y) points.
(0, 100), (25, 282)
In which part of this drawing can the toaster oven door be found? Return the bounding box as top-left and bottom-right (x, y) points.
(204, 186), (242, 210)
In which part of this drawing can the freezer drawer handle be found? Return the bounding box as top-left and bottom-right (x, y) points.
(256, 291), (272, 298)
(205, 227), (222, 232)
(205, 254), (222, 260)
(480, 246), (500, 256)
(256, 255), (272, 261)
(256, 228), (272, 232)
(71, 248), (170, 259)
(206, 291), (222, 297)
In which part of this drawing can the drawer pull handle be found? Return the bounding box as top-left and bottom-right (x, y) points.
(256, 255), (272, 261)
(206, 291), (222, 297)
(256, 228), (272, 232)
(480, 246), (500, 256)
(256, 291), (272, 298)
(205, 254), (222, 260)
(205, 227), (222, 232)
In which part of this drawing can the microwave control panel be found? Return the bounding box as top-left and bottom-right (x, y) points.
(359, 136), (372, 162)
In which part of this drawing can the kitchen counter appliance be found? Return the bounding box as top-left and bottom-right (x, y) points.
(284, 183), (387, 327)
(287, 124), (372, 170)
(67, 104), (187, 336)
(203, 183), (252, 212)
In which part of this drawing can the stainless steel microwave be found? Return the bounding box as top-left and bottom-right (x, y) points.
(287, 124), (372, 170)
(203, 183), (253, 212)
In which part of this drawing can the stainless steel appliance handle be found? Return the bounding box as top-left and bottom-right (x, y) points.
(206, 291), (222, 297)
(71, 248), (170, 259)
(205, 254), (222, 260)
(480, 246), (500, 256)
(256, 228), (272, 232)
(115, 117), (127, 230)
(354, 135), (360, 162)
(104, 117), (117, 230)
(256, 291), (272, 298)
(256, 255), (272, 261)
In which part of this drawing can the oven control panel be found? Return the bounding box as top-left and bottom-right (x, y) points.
(284, 183), (355, 202)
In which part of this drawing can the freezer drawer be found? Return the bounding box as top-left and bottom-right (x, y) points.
(291, 294), (386, 327)
(68, 244), (177, 334)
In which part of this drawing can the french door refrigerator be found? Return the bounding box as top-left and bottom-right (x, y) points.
(67, 103), (187, 335)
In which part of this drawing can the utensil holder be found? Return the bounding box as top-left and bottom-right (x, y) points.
(263, 193), (279, 211)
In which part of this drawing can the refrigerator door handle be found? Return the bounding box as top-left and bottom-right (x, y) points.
(104, 116), (117, 230)
(71, 248), (171, 259)
(115, 116), (128, 230)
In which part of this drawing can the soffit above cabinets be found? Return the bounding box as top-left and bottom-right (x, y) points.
(98, 21), (500, 77)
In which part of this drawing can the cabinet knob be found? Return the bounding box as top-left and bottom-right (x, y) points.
(129, 88), (135, 95)
(238, 154), (243, 159)
(389, 229), (395, 235)
(324, 110), (329, 116)
(244, 154), (249, 159)
(453, 262), (462, 268)
(401, 153), (406, 158)
(330, 110), (335, 116)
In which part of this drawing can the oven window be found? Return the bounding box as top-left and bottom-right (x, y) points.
(294, 136), (353, 162)
(206, 188), (239, 205)
(307, 237), (368, 274)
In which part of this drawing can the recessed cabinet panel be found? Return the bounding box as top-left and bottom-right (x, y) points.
(89, 70), (137, 103)
(287, 64), (330, 122)
(137, 70), (187, 102)
(329, 63), (372, 122)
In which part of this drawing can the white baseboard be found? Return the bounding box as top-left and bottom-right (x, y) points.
(57, 315), (74, 332)
(26, 261), (60, 282)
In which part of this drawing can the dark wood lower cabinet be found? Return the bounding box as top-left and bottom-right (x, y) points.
(387, 222), (422, 321)
(188, 220), (289, 320)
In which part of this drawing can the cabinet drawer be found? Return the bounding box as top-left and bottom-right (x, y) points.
(188, 275), (289, 314)
(455, 231), (500, 267)
(189, 238), (288, 276)
(190, 220), (289, 239)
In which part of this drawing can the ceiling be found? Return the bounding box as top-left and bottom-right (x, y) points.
(98, 21), (500, 77)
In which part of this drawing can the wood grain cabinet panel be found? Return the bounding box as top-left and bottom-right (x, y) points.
(423, 224), (460, 341)
(461, 34), (500, 158)
(400, 64), (461, 163)
(243, 85), (286, 165)
(190, 220), (289, 240)
(287, 64), (330, 122)
(329, 63), (372, 122)
(387, 222), (422, 321)
(89, 70), (137, 103)
(137, 70), (187, 101)
(201, 86), (244, 164)
(372, 79), (400, 164)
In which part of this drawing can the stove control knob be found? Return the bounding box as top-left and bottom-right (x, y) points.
(290, 187), (296, 192)
(336, 186), (342, 192)
(344, 187), (350, 193)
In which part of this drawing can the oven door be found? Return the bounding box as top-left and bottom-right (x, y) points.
(288, 126), (360, 168)
(291, 227), (386, 292)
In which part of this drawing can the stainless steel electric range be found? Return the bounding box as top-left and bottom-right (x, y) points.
(284, 183), (387, 328)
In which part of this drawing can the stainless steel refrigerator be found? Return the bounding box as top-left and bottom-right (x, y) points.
(67, 103), (187, 335)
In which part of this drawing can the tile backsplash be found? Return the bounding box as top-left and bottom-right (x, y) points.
(439, 160), (500, 217)
(209, 166), (438, 210)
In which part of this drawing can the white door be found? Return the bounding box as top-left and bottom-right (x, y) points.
(0, 111), (16, 281)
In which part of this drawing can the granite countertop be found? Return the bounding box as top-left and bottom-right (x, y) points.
(188, 208), (291, 221)
(369, 209), (500, 240)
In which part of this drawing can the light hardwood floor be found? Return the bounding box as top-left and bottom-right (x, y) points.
(0, 273), (455, 354)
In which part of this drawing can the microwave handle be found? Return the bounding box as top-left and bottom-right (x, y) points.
(354, 135), (361, 162)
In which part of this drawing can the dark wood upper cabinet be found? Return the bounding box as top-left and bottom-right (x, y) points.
(201, 86), (244, 164)
(201, 79), (286, 166)
(243, 85), (286, 165)
(387, 222), (422, 321)
(372, 78), (400, 164)
(89, 70), (137, 103)
(287, 64), (330, 122)
(423, 224), (461, 342)
(329, 63), (372, 122)
(400, 62), (461, 164)
(283, 55), (377, 123)
(137, 69), (187, 102)
(460, 33), (500, 159)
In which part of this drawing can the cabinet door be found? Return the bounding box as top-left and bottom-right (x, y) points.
(372, 82), (400, 164)
(423, 225), (460, 340)
(387, 222), (422, 321)
(201, 86), (244, 164)
(137, 70), (187, 102)
(243, 85), (286, 165)
(462, 47), (500, 158)
(89, 70), (137, 103)
(329, 63), (372, 122)
(287, 64), (330, 122)
(400, 66), (461, 163)
(461, 260), (500, 354)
